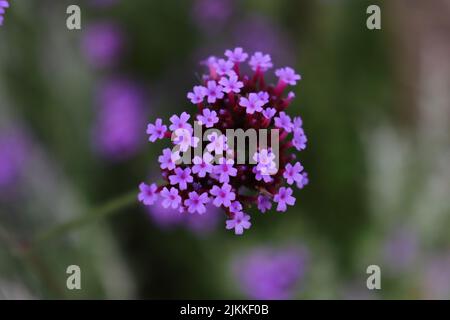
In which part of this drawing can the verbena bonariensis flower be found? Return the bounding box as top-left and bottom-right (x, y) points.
(93, 77), (146, 160)
(138, 47), (308, 235)
(0, 1), (10, 26)
(232, 246), (308, 299)
(82, 21), (124, 69)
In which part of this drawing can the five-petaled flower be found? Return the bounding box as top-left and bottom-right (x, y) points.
(205, 80), (224, 103)
(138, 47), (309, 235)
(210, 183), (236, 208)
(169, 167), (193, 190)
(184, 191), (209, 214)
(226, 212), (252, 235)
(161, 187), (182, 209)
(197, 108), (219, 128)
(239, 93), (266, 114)
(187, 85), (207, 104)
(219, 74), (244, 94)
(138, 183), (158, 205)
(147, 118), (167, 142)
(274, 187), (296, 212)
(275, 67), (302, 86)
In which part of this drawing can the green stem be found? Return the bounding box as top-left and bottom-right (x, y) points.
(34, 190), (137, 246)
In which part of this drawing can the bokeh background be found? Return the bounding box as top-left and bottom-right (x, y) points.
(1, 0), (450, 299)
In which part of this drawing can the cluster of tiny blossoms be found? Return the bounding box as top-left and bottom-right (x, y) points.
(138, 47), (308, 235)
(0, 1), (9, 26)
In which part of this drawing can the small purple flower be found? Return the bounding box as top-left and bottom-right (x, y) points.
(257, 195), (272, 213)
(253, 166), (274, 183)
(288, 91), (296, 100)
(283, 162), (304, 185)
(172, 128), (199, 152)
(158, 148), (180, 170)
(262, 108), (277, 119)
(169, 167), (193, 190)
(273, 187), (296, 212)
(197, 108), (219, 128)
(82, 22), (124, 69)
(249, 52), (273, 72)
(206, 132), (228, 154)
(275, 67), (301, 85)
(219, 74), (244, 94)
(253, 149), (276, 167)
(184, 191), (210, 214)
(229, 201), (243, 213)
(214, 58), (234, 76)
(146, 118), (167, 142)
(210, 183), (235, 207)
(206, 80), (224, 103)
(138, 183), (158, 205)
(214, 157), (237, 183)
(262, 107), (277, 119)
(187, 85), (207, 104)
(296, 172), (309, 189)
(226, 212), (251, 235)
(225, 47), (248, 63)
(239, 93), (266, 114)
(293, 116), (303, 129)
(274, 112), (293, 132)
(192, 152), (214, 177)
(257, 91), (270, 105)
(160, 187), (182, 209)
(169, 112), (192, 133)
(293, 130), (307, 151)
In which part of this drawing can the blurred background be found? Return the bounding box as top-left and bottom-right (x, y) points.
(1, 0), (450, 299)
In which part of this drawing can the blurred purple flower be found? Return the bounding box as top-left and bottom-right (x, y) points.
(382, 228), (418, 273)
(0, 128), (29, 190)
(147, 199), (220, 234)
(93, 77), (146, 161)
(191, 0), (233, 32)
(233, 246), (308, 299)
(231, 15), (295, 66)
(422, 253), (450, 299)
(82, 22), (124, 69)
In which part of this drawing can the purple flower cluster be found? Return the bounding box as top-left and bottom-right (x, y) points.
(138, 47), (308, 235)
(232, 247), (308, 299)
(0, 1), (10, 26)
